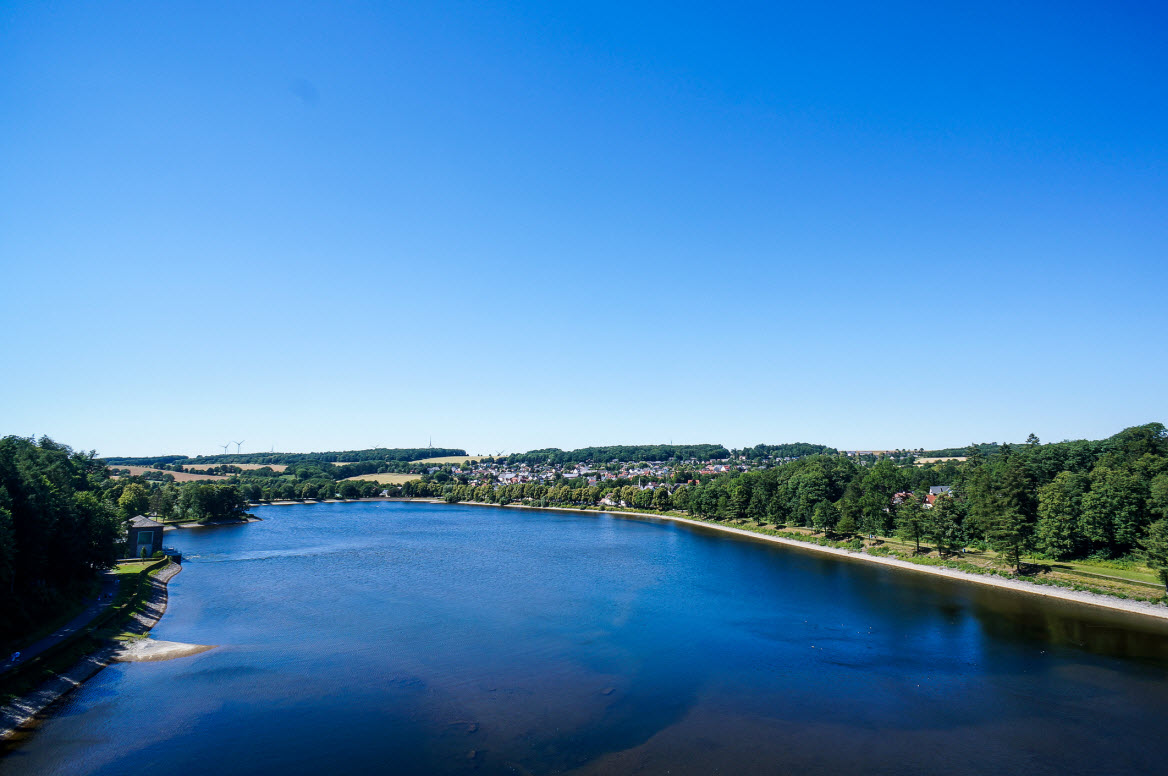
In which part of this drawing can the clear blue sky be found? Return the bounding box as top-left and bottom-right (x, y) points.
(2, 1), (1165, 457)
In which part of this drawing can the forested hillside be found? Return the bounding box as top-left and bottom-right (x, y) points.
(736, 443), (838, 459)
(105, 447), (467, 467)
(506, 444), (730, 465)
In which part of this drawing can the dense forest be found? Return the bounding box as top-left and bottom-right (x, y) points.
(919, 443), (1002, 458)
(0, 437), (120, 640)
(0, 436), (252, 642)
(734, 443), (838, 460)
(506, 444), (730, 466)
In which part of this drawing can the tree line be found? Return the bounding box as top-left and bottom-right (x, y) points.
(733, 443), (838, 460)
(105, 447), (467, 467)
(429, 424), (1168, 582)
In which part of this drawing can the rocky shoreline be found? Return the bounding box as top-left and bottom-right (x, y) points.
(1, 562), (184, 743)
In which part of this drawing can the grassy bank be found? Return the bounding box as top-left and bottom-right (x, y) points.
(0, 560), (170, 703)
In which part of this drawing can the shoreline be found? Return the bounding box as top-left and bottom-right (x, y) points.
(0, 562), (183, 744)
(447, 500), (1168, 622)
(5, 499), (1165, 750)
(246, 497), (1168, 621)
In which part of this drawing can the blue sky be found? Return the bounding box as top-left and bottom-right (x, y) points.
(2, 1), (1165, 457)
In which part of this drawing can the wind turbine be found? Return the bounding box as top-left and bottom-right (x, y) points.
(220, 443), (230, 455)
(234, 440), (245, 454)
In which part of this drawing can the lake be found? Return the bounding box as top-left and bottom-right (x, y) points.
(4, 501), (1168, 775)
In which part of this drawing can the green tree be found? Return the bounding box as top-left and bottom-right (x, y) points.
(653, 487), (672, 511)
(1141, 519), (1168, 594)
(985, 457), (1037, 571)
(117, 482), (150, 518)
(1081, 467), (1146, 555)
(793, 465), (831, 527)
(988, 508), (1032, 572)
(895, 493), (928, 553)
(858, 461), (904, 537)
(730, 482), (752, 521)
(812, 501), (838, 534)
(1035, 472), (1085, 559)
(928, 495), (964, 557)
(746, 486), (768, 523)
(1151, 473), (1168, 521)
(0, 436), (121, 641)
(149, 484), (179, 521)
(834, 511), (857, 537)
(0, 500), (14, 596)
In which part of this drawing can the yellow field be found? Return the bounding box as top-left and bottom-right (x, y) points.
(914, 456), (968, 465)
(343, 473), (421, 484)
(184, 463), (288, 472)
(109, 465), (228, 482)
(411, 455), (487, 464)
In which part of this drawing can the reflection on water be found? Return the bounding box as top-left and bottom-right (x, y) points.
(4, 502), (1168, 776)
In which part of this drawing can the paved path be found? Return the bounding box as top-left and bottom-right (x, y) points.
(1, 562), (182, 742)
(0, 573), (120, 675)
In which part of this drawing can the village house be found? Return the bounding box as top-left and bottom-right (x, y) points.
(926, 485), (953, 507)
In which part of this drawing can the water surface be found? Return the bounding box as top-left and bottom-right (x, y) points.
(4, 502), (1168, 775)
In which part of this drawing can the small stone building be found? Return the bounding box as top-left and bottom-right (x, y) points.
(127, 515), (165, 558)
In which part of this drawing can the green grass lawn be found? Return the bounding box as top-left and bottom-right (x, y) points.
(112, 561), (155, 576)
(1041, 559), (1161, 586)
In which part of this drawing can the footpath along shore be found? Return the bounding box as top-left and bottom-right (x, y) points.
(445, 500), (1168, 622)
(0, 562), (183, 743)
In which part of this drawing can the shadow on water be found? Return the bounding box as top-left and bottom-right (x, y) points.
(673, 518), (1168, 663)
(508, 658), (701, 774)
(965, 588), (1168, 662)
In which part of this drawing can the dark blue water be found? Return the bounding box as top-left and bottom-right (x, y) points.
(4, 502), (1168, 775)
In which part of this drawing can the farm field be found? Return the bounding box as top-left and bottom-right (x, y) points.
(184, 463), (288, 472)
(343, 473), (421, 485)
(109, 465), (228, 482)
(412, 455), (487, 464)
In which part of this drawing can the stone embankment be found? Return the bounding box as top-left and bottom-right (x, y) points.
(0, 561), (205, 743)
